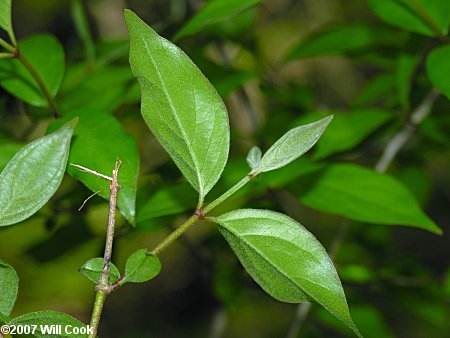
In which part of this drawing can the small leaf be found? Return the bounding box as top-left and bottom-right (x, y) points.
(125, 10), (230, 205)
(211, 209), (361, 336)
(48, 109), (139, 225)
(0, 119), (77, 227)
(368, 0), (450, 37)
(0, 0), (13, 40)
(0, 258), (18, 316)
(79, 257), (120, 284)
(296, 164), (442, 234)
(427, 45), (450, 100)
(0, 35), (65, 107)
(123, 249), (161, 283)
(254, 115), (332, 174)
(246, 146), (262, 171)
(175, 0), (262, 40)
(9, 311), (86, 337)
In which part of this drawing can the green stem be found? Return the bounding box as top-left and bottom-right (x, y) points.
(0, 52), (14, 59)
(88, 291), (106, 338)
(151, 214), (199, 256)
(0, 38), (15, 53)
(410, 0), (449, 42)
(203, 175), (252, 214)
(151, 174), (254, 256)
(16, 50), (60, 118)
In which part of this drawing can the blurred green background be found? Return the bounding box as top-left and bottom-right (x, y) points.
(0, 0), (449, 337)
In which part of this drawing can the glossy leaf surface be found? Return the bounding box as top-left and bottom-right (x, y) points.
(48, 109), (139, 224)
(0, 259), (18, 316)
(427, 45), (450, 100)
(123, 249), (161, 283)
(175, 0), (262, 39)
(126, 10), (230, 204)
(0, 119), (77, 227)
(79, 257), (120, 284)
(297, 164), (441, 234)
(367, 0), (450, 37)
(0, 35), (64, 107)
(255, 116), (332, 174)
(213, 209), (360, 336)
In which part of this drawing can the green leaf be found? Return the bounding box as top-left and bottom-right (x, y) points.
(246, 146), (262, 171)
(48, 109), (139, 224)
(0, 35), (64, 107)
(175, 0), (262, 40)
(126, 10), (230, 205)
(0, 0), (13, 40)
(0, 312), (9, 325)
(9, 311), (86, 337)
(296, 164), (441, 234)
(367, 0), (450, 37)
(427, 45), (450, 100)
(123, 249), (161, 284)
(79, 257), (120, 284)
(288, 24), (403, 59)
(254, 115), (332, 174)
(305, 110), (392, 159)
(212, 209), (361, 337)
(0, 258), (18, 316)
(0, 119), (77, 227)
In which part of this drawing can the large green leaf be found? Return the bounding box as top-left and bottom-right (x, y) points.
(48, 109), (139, 224)
(212, 209), (361, 336)
(123, 249), (161, 284)
(126, 10), (230, 205)
(367, 0), (450, 37)
(254, 116), (332, 174)
(0, 119), (77, 227)
(288, 24), (403, 59)
(298, 110), (392, 160)
(427, 45), (450, 100)
(0, 35), (64, 107)
(9, 311), (86, 337)
(0, 0), (13, 40)
(0, 259), (18, 316)
(175, 0), (262, 40)
(296, 164), (441, 234)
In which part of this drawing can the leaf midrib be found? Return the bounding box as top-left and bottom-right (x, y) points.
(142, 37), (203, 196)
